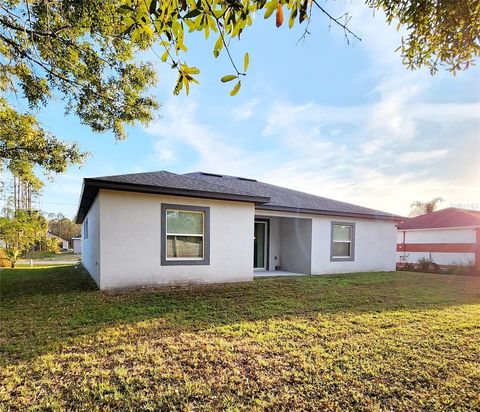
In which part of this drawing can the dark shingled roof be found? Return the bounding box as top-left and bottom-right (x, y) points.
(92, 170), (266, 197)
(75, 171), (269, 223)
(185, 172), (399, 220)
(76, 170), (400, 223)
(398, 208), (480, 230)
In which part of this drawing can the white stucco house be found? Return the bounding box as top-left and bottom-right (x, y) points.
(397, 208), (480, 272)
(76, 170), (400, 290)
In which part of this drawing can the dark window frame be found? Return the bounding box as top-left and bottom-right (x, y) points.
(254, 218), (270, 271)
(161, 203), (210, 266)
(330, 221), (355, 262)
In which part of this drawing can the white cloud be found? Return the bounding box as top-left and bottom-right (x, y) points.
(154, 139), (176, 163)
(398, 150), (448, 164)
(145, 92), (479, 216)
(231, 98), (261, 121)
(146, 99), (269, 176)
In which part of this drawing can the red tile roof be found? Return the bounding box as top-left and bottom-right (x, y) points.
(398, 208), (480, 230)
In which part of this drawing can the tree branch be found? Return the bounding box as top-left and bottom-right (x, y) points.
(312, 0), (361, 43)
(205, 1), (244, 76)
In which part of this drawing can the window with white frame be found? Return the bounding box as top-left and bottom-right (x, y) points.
(161, 204), (210, 265)
(331, 222), (355, 261)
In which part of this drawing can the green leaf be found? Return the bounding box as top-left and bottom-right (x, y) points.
(184, 9), (201, 19)
(213, 35), (223, 57)
(243, 52), (250, 72)
(183, 66), (200, 75)
(264, 1), (277, 19)
(149, 0), (158, 15)
(118, 5), (133, 15)
(230, 81), (241, 96)
(289, 8), (297, 29)
(173, 75), (183, 95)
(299, 0), (308, 23)
(221, 75), (237, 83)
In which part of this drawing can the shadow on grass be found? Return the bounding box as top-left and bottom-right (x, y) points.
(1, 265), (480, 365)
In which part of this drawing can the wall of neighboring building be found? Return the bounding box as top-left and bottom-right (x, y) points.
(72, 238), (82, 254)
(46, 233), (69, 250)
(256, 210), (397, 274)
(81, 195), (100, 287)
(396, 227), (477, 266)
(97, 189), (255, 290)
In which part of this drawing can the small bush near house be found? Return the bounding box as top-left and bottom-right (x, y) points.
(443, 261), (477, 276)
(417, 257), (440, 273)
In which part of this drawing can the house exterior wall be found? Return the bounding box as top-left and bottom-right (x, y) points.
(255, 215), (313, 274)
(311, 216), (396, 274)
(268, 217), (281, 270)
(279, 218), (312, 274)
(396, 227), (477, 266)
(94, 189), (255, 290)
(80, 190), (398, 289)
(81, 194), (101, 287)
(256, 210), (397, 274)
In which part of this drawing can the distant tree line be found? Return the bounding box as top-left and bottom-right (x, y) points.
(46, 213), (81, 246)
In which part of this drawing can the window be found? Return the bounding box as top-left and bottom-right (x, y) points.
(330, 222), (355, 261)
(83, 218), (88, 240)
(161, 204), (210, 266)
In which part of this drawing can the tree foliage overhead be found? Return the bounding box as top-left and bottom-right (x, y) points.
(0, 0), (478, 182)
(121, 0), (480, 95)
(0, 0), (158, 182)
(367, 0), (480, 74)
(1, 0), (158, 140)
(0, 98), (84, 186)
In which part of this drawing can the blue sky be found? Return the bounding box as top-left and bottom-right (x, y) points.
(11, 2), (480, 218)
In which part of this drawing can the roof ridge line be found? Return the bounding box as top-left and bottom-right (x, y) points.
(92, 170), (261, 198)
(187, 172), (398, 218)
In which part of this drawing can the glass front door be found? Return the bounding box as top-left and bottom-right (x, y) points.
(254, 221), (267, 270)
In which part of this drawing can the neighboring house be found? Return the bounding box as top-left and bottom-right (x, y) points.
(75, 170), (400, 290)
(46, 231), (69, 250)
(72, 237), (82, 254)
(397, 208), (480, 271)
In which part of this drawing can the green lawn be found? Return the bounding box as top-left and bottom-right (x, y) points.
(1, 267), (479, 411)
(18, 251), (81, 267)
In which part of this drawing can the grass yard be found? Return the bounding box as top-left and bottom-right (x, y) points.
(1, 267), (479, 411)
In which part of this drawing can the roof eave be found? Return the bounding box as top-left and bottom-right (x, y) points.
(398, 224), (480, 230)
(255, 204), (403, 222)
(75, 178), (270, 223)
